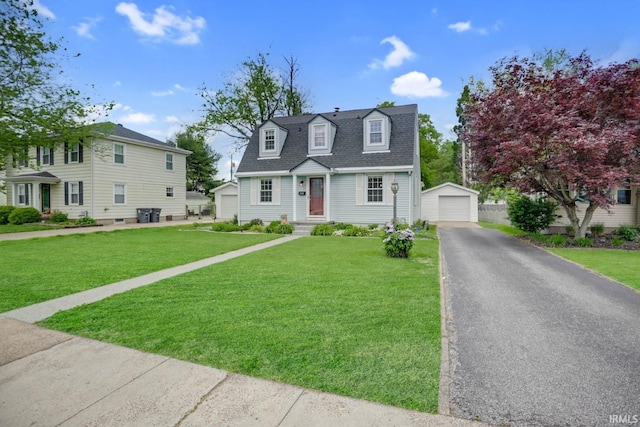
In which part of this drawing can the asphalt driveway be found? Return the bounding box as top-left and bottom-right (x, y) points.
(439, 227), (640, 426)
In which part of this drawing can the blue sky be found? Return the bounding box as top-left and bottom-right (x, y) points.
(34, 0), (640, 180)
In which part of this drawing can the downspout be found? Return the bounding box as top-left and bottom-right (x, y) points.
(292, 174), (297, 222)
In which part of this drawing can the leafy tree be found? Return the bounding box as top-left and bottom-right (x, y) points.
(419, 113), (442, 188)
(193, 52), (311, 149)
(0, 0), (108, 171)
(168, 130), (221, 194)
(460, 51), (640, 237)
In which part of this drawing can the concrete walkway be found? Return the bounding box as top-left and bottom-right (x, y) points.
(0, 222), (486, 426)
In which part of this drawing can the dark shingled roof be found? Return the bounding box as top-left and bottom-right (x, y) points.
(107, 123), (170, 146)
(236, 104), (417, 173)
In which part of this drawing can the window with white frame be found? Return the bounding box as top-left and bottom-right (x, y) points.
(617, 180), (632, 204)
(264, 129), (275, 151)
(166, 187), (174, 198)
(70, 143), (80, 163)
(368, 120), (383, 144)
(165, 153), (173, 170)
(260, 178), (273, 203)
(367, 175), (384, 203)
(41, 147), (50, 165)
(114, 144), (125, 164)
(313, 124), (326, 148)
(17, 184), (28, 205)
(69, 182), (80, 205)
(114, 184), (126, 204)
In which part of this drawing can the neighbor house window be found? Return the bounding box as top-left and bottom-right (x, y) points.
(165, 153), (173, 170)
(260, 178), (273, 203)
(313, 124), (326, 148)
(17, 184), (28, 205)
(617, 184), (632, 205)
(367, 175), (384, 203)
(41, 147), (51, 165)
(70, 143), (80, 163)
(69, 182), (80, 205)
(368, 120), (383, 144)
(114, 144), (125, 164)
(264, 129), (275, 151)
(166, 187), (174, 198)
(114, 184), (126, 204)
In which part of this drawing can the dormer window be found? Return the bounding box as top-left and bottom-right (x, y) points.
(264, 129), (275, 151)
(313, 124), (327, 149)
(369, 120), (383, 144)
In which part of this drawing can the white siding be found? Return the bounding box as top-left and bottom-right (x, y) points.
(438, 196), (471, 221)
(421, 183), (479, 222)
(218, 195), (237, 219)
(238, 176), (293, 223)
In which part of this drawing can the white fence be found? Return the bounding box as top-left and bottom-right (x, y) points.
(478, 203), (510, 225)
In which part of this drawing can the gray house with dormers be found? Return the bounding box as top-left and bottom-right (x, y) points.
(235, 104), (421, 225)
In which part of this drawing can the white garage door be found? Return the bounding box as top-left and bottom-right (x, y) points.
(219, 194), (238, 219)
(439, 196), (470, 221)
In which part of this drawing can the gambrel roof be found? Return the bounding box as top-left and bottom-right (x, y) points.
(236, 104), (417, 174)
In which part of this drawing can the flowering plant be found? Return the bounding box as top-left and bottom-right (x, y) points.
(382, 223), (415, 258)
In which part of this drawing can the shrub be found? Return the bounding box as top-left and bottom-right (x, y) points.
(574, 237), (593, 247)
(231, 214), (239, 225)
(368, 224), (379, 230)
(412, 219), (430, 231)
(613, 225), (637, 241)
(507, 194), (557, 233)
(334, 222), (351, 230)
(75, 216), (96, 225)
(311, 224), (335, 236)
(0, 205), (15, 225)
(612, 237), (625, 247)
(50, 211), (68, 223)
(248, 225), (264, 233)
(549, 233), (567, 247)
(8, 207), (41, 225)
(212, 222), (240, 232)
(565, 226), (575, 237)
(589, 222), (605, 236)
(266, 221), (293, 234)
(248, 218), (264, 226)
(342, 226), (370, 237)
(382, 223), (414, 258)
(530, 232), (549, 244)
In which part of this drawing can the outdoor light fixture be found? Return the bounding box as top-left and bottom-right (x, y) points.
(299, 180), (304, 187)
(391, 182), (399, 224)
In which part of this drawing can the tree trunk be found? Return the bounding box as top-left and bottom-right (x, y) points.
(561, 202), (598, 238)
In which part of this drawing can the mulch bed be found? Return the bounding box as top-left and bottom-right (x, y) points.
(517, 234), (640, 251)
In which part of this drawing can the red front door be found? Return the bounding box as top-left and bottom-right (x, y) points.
(309, 177), (324, 216)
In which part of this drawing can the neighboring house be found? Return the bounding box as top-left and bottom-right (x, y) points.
(235, 104), (421, 225)
(421, 182), (479, 222)
(186, 191), (212, 216)
(4, 123), (190, 225)
(210, 181), (238, 220)
(549, 184), (640, 232)
(0, 170), (6, 206)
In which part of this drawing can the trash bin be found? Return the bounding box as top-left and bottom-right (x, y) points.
(137, 208), (151, 223)
(150, 208), (161, 223)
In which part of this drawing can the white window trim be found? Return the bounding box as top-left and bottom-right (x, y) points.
(41, 147), (51, 165)
(166, 187), (174, 198)
(312, 124), (327, 149)
(69, 182), (81, 205)
(113, 143), (125, 165)
(165, 152), (174, 171)
(367, 119), (384, 146)
(113, 183), (126, 205)
(262, 128), (277, 153)
(250, 176), (281, 205)
(17, 184), (28, 205)
(366, 174), (385, 204)
(69, 143), (80, 163)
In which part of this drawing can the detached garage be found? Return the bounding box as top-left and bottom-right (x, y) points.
(421, 182), (479, 222)
(210, 181), (238, 220)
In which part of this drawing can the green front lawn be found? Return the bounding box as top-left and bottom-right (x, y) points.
(548, 248), (640, 291)
(0, 223), (65, 234)
(40, 236), (442, 413)
(0, 227), (279, 312)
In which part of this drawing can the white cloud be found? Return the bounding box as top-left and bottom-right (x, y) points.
(119, 112), (156, 124)
(151, 89), (174, 96)
(73, 17), (101, 39)
(32, 0), (55, 19)
(369, 35), (416, 70)
(448, 21), (471, 33)
(601, 40), (640, 65)
(165, 115), (180, 123)
(173, 83), (188, 91)
(115, 2), (206, 45)
(390, 71), (447, 98)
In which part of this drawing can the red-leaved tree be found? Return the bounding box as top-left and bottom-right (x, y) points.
(460, 52), (640, 237)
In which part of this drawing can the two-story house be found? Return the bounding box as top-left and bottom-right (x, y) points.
(235, 104), (421, 225)
(4, 123), (190, 224)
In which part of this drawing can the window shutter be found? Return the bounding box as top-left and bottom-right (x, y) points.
(250, 178), (257, 205)
(36, 147), (41, 166)
(273, 177), (281, 205)
(355, 174), (364, 205)
(78, 141), (84, 163)
(64, 142), (69, 164)
(78, 181), (84, 205)
(25, 184), (30, 205)
(50, 148), (54, 165)
(64, 182), (69, 205)
(385, 173), (395, 205)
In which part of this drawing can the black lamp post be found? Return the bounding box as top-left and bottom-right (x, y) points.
(391, 181), (399, 224)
